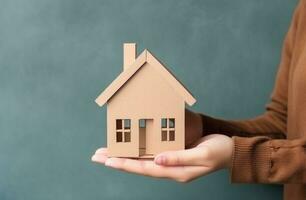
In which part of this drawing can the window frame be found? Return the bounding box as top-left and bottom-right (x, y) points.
(161, 118), (175, 142)
(116, 119), (131, 143)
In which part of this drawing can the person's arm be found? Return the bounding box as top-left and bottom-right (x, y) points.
(201, 0), (306, 184)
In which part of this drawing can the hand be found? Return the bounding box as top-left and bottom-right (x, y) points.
(91, 134), (233, 183)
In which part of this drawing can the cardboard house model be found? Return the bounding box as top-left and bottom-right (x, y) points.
(95, 43), (196, 158)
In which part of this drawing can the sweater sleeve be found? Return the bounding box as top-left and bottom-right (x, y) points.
(231, 136), (306, 184)
(200, 0), (305, 184)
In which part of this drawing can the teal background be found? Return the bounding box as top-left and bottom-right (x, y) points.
(0, 0), (298, 199)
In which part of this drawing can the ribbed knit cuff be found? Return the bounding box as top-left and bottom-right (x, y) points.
(230, 136), (272, 183)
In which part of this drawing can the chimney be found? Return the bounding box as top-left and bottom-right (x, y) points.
(123, 43), (136, 70)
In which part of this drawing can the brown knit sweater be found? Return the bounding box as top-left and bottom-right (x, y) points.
(201, 1), (306, 199)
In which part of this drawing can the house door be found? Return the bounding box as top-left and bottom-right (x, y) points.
(139, 119), (154, 156)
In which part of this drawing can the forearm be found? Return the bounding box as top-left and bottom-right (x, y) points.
(185, 109), (204, 148)
(200, 113), (286, 139)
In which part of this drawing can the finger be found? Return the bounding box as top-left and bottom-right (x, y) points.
(92, 154), (108, 163)
(95, 148), (108, 155)
(104, 157), (210, 181)
(105, 158), (169, 178)
(154, 146), (209, 166)
(92, 148), (108, 163)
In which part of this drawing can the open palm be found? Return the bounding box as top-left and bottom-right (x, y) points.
(92, 134), (233, 182)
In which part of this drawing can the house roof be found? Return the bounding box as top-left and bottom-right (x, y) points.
(95, 49), (196, 107)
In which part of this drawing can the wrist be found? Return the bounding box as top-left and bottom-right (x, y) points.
(225, 137), (234, 169)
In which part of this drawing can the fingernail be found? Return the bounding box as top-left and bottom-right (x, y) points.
(91, 155), (98, 162)
(95, 148), (106, 154)
(155, 155), (165, 165)
(91, 154), (107, 163)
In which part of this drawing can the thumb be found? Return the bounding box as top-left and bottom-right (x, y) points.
(154, 146), (210, 166)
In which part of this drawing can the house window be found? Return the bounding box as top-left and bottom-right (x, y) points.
(161, 118), (175, 141)
(116, 119), (131, 142)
